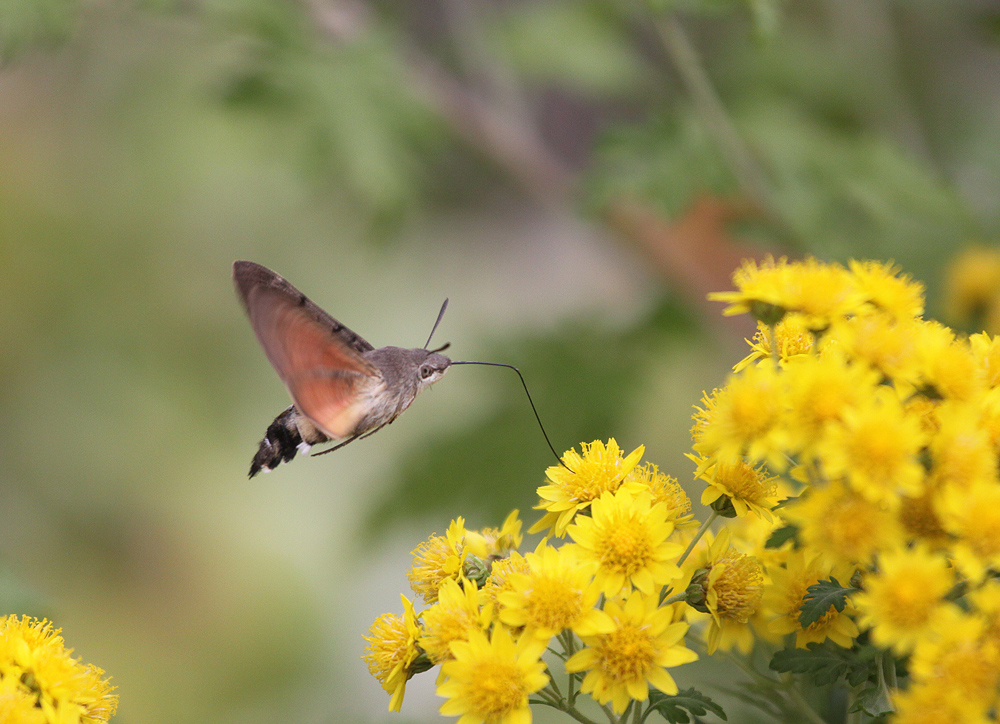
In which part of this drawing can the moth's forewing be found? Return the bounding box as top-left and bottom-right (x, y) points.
(233, 261), (382, 439)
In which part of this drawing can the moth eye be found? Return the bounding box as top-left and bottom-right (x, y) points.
(420, 366), (432, 379)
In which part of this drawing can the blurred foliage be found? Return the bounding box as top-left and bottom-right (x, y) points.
(2, 0), (1000, 722)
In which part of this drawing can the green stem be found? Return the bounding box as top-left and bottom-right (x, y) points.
(661, 592), (688, 605)
(600, 701), (619, 724)
(884, 651), (898, 691)
(678, 511), (719, 566)
(784, 679), (828, 724)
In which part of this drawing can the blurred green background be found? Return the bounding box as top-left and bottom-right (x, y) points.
(0, 0), (996, 722)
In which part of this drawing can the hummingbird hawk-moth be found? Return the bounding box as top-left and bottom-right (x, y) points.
(233, 261), (562, 478)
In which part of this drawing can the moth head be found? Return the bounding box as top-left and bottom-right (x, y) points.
(417, 350), (452, 390)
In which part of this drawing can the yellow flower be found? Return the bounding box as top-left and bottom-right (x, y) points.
(939, 481), (1000, 582)
(854, 545), (954, 654)
(687, 529), (764, 655)
(691, 363), (789, 470)
(928, 402), (996, 492)
(420, 578), (491, 664)
(709, 257), (863, 330)
(893, 678), (992, 724)
(921, 336), (986, 402)
(909, 607), (1000, 711)
(819, 387), (925, 507)
(565, 590), (698, 714)
(481, 552), (530, 625)
(782, 351), (881, 454)
(944, 245), (1000, 334)
(465, 511), (523, 561)
(694, 456), (779, 521)
(761, 551), (859, 649)
(408, 518), (469, 603)
(625, 463), (695, 528)
(849, 259), (925, 320)
(969, 332), (1000, 388)
(437, 626), (549, 724)
(834, 312), (923, 385)
(530, 439), (644, 537)
(733, 318), (814, 373)
(566, 488), (683, 597)
(497, 543), (614, 640)
(362, 594), (423, 711)
(0, 615), (118, 724)
(783, 479), (903, 568)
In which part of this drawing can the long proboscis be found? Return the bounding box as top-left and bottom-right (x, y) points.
(451, 360), (568, 470)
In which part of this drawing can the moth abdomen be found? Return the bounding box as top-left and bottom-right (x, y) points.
(249, 406), (330, 478)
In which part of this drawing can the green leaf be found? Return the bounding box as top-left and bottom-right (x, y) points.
(769, 641), (874, 687)
(646, 687), (727, 723)
(850, 683), (893, 718)
(764, 524), (798, 548)
(798, 577), (857, 628)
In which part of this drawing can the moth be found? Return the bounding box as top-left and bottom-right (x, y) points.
(233, 260), (465, 477)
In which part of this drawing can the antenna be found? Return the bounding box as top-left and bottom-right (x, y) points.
(451, 361), (567, 469)
(424, 298), (450, 349)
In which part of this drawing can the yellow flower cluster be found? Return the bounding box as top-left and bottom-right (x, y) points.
(365, 258), (1000, 724)
(705, 257), (1000, 723)
(0, 615), (118, 724)
(363, 444), (706, 723)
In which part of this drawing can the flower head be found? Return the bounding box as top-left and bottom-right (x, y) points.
(854, 545), (954, 654)
(849, 259), (925, 320)
(686, 529), (765, 654)
(497, 544), (613, 640)
(420, 578), (491, 664)
(565, 590), (698, 714)
(362, 595), (423, 711)
(465, 511), (523, 561)
(530, 440), (644, 537)
(437, 626), (549, 724)
(694, 456), (779, 521)
(733, 318), (815, 373)
(408, 518), (469, 603)
(784, 480), (903, 568)
(0, 615), (118, 724)
(625, 463), (694, 528)
(692, 363), (789, 470)
(566, 488), (683, 596)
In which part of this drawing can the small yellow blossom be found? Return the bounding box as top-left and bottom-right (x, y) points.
(420, 578), (490, 664)
(892, 679), (992, 724)
(921, 336), (987, 401)
(497, 544), (614, 640)
(530, 439), (645, 537)
(691, 363), (788, 470)
(783, 480), (903, 568)
(970, 332), (1000, 388)
(0, 615), (118, 724)
(408, 518), (469, 604)
(833, 312), (923, 385)
(688, 529), (765, 654)
(733, 318), (815, 372)
(928, 402), (997, 491)
(566, 488), (683, 596)
(362, 594), (423, 711)
(909, 607), (1000, 711)
(762, 551), (859, 648)
(481, 552), (530, 624)
(819, 387), (925, 506)
(939, 481), (1000, 581)
(437, 626), (549, 724)
(565, 590), (698, 714)
(849, 259), (925, 320)
(626, 463), (695, 528)
(854, 545), (954, 654)
(693, 456), (779, 521)
(944, 245), (1000, 334)
(782, 351), (881, 453)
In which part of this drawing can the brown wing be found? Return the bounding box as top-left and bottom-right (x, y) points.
(233, 261), (380, 439)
